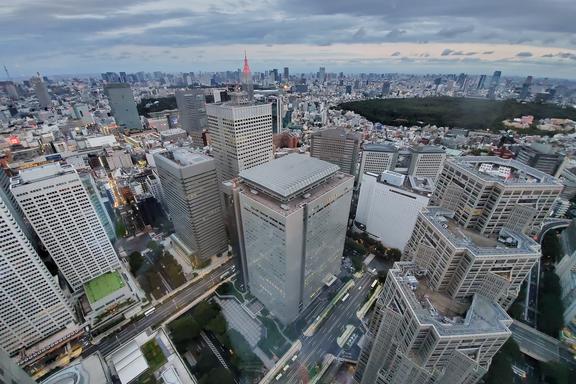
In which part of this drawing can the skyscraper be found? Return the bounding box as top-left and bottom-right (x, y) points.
(408, 145), (446, 180)
(241, 52), (254, 100)
(310, 128), (362, 176)
(104, 83), (142, 132)
(175, 88), (207, 145)
(0, 348), (37, 383)
(283, 66), (289, 81)
(381, 80), (391, 96)
(11, 163), (121, 291)
(154, 149), (228, 264)
(237, 154), (354, 324)
(432, 157), (562, 235)
(0, 195), (76, 355)
(519, 75), (533, 100)
(358, 143), (398, 176)
(516, 143), (564, 176)
(318, 66), (326, 82)
(487, 70), (501, 99)
(477, 74), (487, 89)
(206, 101), (273, 183)
(31, 75), (50, 108)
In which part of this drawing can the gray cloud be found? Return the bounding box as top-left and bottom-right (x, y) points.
(353, 27), (366, 39)
(516, 51), (533, 57)
(441, 48), (454, 56)
(483, 51), (495, 54)
(436, 25), (475, 38)
(390, 51), (401, 56)
(386, 29), (407, 39)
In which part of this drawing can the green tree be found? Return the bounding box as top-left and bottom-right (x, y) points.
(193, 301), (220, 325)
(198, 367), (234, 384)
(169, 316), (201, 350)
(541, 232), (564, 263)
(483, 338), (524, 384)
(206, 313), (228, 335)
(540, 362), (573, 384)
(538, 268), (565, 337)
(386, 248), (402, 261)
(115, 220), (126, 238)
(128, 251), (143, 274)
(147, 240), (163, 257)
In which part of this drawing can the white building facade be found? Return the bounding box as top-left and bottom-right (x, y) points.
(11, 163), (121, 291)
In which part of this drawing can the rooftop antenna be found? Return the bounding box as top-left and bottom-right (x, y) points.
(3, 65), (11, 81)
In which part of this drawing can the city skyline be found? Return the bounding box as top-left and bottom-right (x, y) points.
(1, 1), (576, 78)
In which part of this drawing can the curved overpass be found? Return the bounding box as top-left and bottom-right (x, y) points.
(535, 218), (571, 243)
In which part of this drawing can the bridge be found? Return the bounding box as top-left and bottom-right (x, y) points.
(510, 321), (576, 368)
(535, 218), (571, 242)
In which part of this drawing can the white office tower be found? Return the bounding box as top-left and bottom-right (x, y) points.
(409, 146), (446, 180)
(154, 149), (228, 264)
(0, 196), (75, 355)
(11, 163), (121, 291)
(104, 83), (143, 132)
(432, 157), (562, 235)
(31, 75), (51, 108)
(238, 154), (354, 324)
(355, 171), (433, 250)
(175, 89), (207, 145)
(206, 101), (273, 182)
(355, 262), (512, 384)
(359, 143), (398, 176)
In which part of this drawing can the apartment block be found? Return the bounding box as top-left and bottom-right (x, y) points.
(310, 128), (362, 176)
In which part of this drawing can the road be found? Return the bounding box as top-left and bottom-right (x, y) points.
(279, 272), (376, 383)
(83, 260), (235, 357)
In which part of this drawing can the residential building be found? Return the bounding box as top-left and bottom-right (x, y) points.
(355, 171), (433, 250)
(310, 127), (361, 176)
(432, 156), (562, 235)
(175, 89), (207, 145)
(104, 83), (142, 132)
(31, 75), (50, 108)
(237, 154), (354, 324)
(515, 144), (564, 176)
(11, 163), (121, 291)
(359, 143), (398, 176)
(159, 128), (188, 143)
(72, 104), (95, 125)
(154, 149), (228, 263)
(0, 195), (76, 355)
(206, 101), (273, 183)
(403, 207), (541, 308)
(355, 262), (512, 384)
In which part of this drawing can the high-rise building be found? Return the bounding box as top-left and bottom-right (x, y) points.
(516, 143), (564, 176)
(358, 143), (398, 176)
(487, 70), (502, 99)
(283, 67), (289, 81)
(0, 348), (37, 383)
(355, 261), (512, 384)
(237, 154), (354, 324)
(206, 101), (273, 183)
(408, 145), (446, 180)
(381, 80), (391, 96)
(104, 83), (142, 132)
(477, 74), (487, 89)
(432, 157), (562, 235)
(11, 163), (121, 291)
(79, 170), (116, 242)
(175, 89), (207, 145)
(557, 220), (576, 329)
(355, 172), (433, 250)
(318, 66), (326, 82)
(310, 128), (362, 176)
(0, 195), (76, 355)
(519, 75), (533, 100)
(241, 52), (254, 100)
(154, 149), (228, 263)
(31, 75), (50, 108)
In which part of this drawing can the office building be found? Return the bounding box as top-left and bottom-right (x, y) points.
(0, 195), (76, 355)
(238, 154), (354, 324)
(487, 70), (502, 99)
(355, 261), (512, 384)
(104, 83), (142, 132)
(359, 143), (398, 176)
(318, 66), (326, 82)
(381, 81), (391, 96)
(0, 348), (37, 384)
(477, 74), (487, 89)
(355, 171), (433, 250)
(515, 144), (564, 176)
(432, 157), (562, 235)
(11, 163), (121, 291)
(409, 145), (446, 180)
(558, 221), (576, 329)
(404, 207), (541, 308)
(283, 67), (289, 81)
(31, 75), (51, 108)
(242, 52), (254, 100)
(154, 149), (228, 263)
(206, 101), (273, 183)
(310, 128), (362, 176)
(79, 170), (116, 242)
(72, 104), (95, 125)
(175, 88), (207, 145)
(519, 75), (533, 100)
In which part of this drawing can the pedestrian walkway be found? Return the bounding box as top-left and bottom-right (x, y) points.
(216, 298), (262, 347)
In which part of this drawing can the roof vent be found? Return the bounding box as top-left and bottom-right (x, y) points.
(250, 189), (258, 195)
(303, 193), (311, 199)
(337, 174), (344, 179)
(280, 204), (289, 210)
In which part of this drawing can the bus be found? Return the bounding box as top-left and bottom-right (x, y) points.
(283, 364), (290, 372)
(370, 280), (378, 289)
(144, 307), (156, 317)
(220, 271), (230, 280)
(275, 373), (283, 381)
(341, 293), (350, 302)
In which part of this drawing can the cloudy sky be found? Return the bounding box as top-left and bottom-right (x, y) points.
(2, 0), (576, 78)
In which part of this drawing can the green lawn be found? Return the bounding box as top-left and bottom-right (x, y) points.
(257, 316), (289, 358)
(84, 271), (125, 303)
(141, 339), (167, 371)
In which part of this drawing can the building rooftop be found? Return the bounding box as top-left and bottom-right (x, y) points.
(410, 145), (446, 154)
(158, 149), (211, 168)
(363, 143), (397, 153)
(239, 154), (340, 201)
(452, 156), (561, 185)
(11, 162), (76, 187)
(312, 127), (362, 141)
(391, 262), (512, 336)
(422, 207), (541, 256)
(84, 271), (125, 304)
